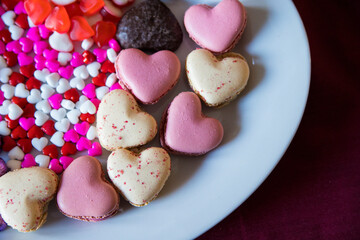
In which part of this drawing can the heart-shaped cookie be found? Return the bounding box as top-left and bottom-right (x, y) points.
(0, 167), (58, 232)
(160, 92), (224, 155)
(96, 89), (157, 151)
(107, 147), (171, 207)
(115, 48), (181, 104)
(186, 49), (250, 107)
(116, 0), (183, 52)
(184, 0), (247, 53)
(57, 156), (119, 222)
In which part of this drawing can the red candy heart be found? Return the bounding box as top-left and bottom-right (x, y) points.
(17, 138), (32, 154)
(24, 0), (52, 25)
(64, 88), (80, 103)
(61, 142), (77, 156)
(80, 113), (95, 124)
(26, 77), (42, 90)
(1, 0), (18, 10)
(11, 97), (28, 109)
(2, 136), (17, 152)
(27, 125), (44, 139)
(92, 72), (106, 86)
(20, 65), (36, 78)
(3, 51), (18, 67)
(69, 16), (94, 41)
(82, 50), (96, 64)
(101, 60), (115, 73)
(0, 29), (12, 44)
(11, 126), (27, 139)
(15, 13), (29, 29)
(45, 6), (71, 34)
(41, 120), (56, 136)
(42, 144), (59, 159)
(9, 72), (25, 86)
(65, 3), (82, 18)
(22, 104), (36, 118)
(93, 21), (116, 47)
(79, 0), (105, 16)
(5, 115), (19, 129)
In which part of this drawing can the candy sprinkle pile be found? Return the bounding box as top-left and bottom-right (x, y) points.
(0, 0), (134, 177)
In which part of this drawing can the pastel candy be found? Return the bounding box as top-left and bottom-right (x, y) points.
(186, 49), (249, 107)
(107, 147), (171, 207)
(160, 92), (224, 155)
(97, 89), (157, 151)
(184, 0), (247, 53)
(115, 48), (180, 104)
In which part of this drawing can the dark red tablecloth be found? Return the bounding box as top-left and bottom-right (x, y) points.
(198, 0), (360, 239)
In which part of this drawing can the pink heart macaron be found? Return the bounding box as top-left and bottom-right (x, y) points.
(160, 92), (224, 155)
(184, 0), (247, 53)
(115, 48), (181, 104)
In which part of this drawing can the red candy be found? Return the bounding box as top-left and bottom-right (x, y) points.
(64, 88), (80, 103)
(24, 0), (52, 25)
(92, 72), (106, 86)
(93, 21), (116, 47)
(17, 138), (32, 154)
(9, 72), (25, 86)
(1, 0), (19, 11)
(11, 126), (27, 139)
(41, 120), (56, 136)
(65, 3), (82, 18)
(15, 14), (29, 29)
(82, 50), (96, 64)
(2, 136), (17, 152)
(26, 77), (42, 90)
(27, 125), (44, 139)
(101, 60), (115, 73)
(0, 29), (12, 44)
(45, 6), (71, 34)
(79, 0), (105, 16)
(80, 113), (96, 124)
(69, 16), (94, 41)
(61, 142), (77, 156)
(12, 97), (28, 109)
(5, 115), (19, 129)
(20, 65), (36, 78)
(22, 104), (36, 118)
(42, 144), (58, 159)
(3, 51), (18, 67)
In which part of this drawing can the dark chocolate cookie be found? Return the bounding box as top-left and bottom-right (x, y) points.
(116, 0), (183, 52)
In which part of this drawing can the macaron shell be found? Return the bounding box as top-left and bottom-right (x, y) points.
(57, 156), (120, 221)
(115, 49), (181, 104)
(96, 89), (157, 151)
(186, 49), (250, 107)
(107, 147), (171, 207)
(0, 167), (58, 232)
(161, 92), (224, 155)
(184, 0), (246, 53)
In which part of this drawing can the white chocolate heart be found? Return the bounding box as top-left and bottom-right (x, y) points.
(107, 147), (171, 207)
(97, 89), (157, 151)
(186, 49), (250, 107)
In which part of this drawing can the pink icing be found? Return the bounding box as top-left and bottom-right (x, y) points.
(57, 156), (119, 218)
(115, 48), (180, 104)
(184, 0), (246, 53)
(164, 92), (224, 154)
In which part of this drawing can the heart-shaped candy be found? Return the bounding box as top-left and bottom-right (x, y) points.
(107, 147), (171, 206)
(0, 167), (58, 232)
(186, 49), (250, 107)
(57, 156), (119, 221)
(97, 89), (157, 151)
(184, 0), (247, 53)
(115, 48), (180, 104)
(160, 92), (224, 155)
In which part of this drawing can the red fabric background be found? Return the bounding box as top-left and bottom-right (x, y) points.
(198, 0), (360, 239)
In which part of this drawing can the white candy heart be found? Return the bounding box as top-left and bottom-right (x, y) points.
(32, 137), (49, 151)
(107, 48), (117, 63)
(35, 155), (50, 168)
(8, 103), (23, 120)
(81, 38), (94, 50)
(50, 108), (66, 121)
(58, 52), (72, 66)
(0, 100), (11, 115)
(86, 126), (97, 140)
(75, 95), (89, 109)
(50, 0), (76, 6)
(70, 77), (85, 90)
(34, 68), (50, 82)
(49, 32), (74, 52)
(6, 160), (21, 171)
(66, 109), (81, 124)
(14, 83), (30, 98)
(27, 16), (35, 27)
(1, 84), (15, 99)
(27, 89), (42, 104)
(0, 121), (10, 136)
(80, 100), (96, 114)
(35, 111), (50, 126)
(96, 86), (109, 100)
(50, 131), (65, 147)
(106, 73), (117, 87)
(40, 84), (55, 99)
(61, 99), (75, 110)
(55, 118), (70, 132)
(56, 78), (71, 94)
(0, 67), (12, 83)
(8, 146), (25, 160)
(1, 11), (15, 26)
(0, 56), (7, 69)
(46, 73), (60, 88)
(9, 25), (24, 41)
(35, 100), (52, 114)
(86, 62), (101, 77)
(73, 66), (89, 79)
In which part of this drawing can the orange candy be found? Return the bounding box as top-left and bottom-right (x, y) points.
(24, 0), (52, 25)
(79, 0), (105, 16)
(69, 16), (95, 41)
(45, 6), (71, 33)
(93, 21), (116, 47)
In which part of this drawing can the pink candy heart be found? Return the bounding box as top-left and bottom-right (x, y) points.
(58, 65), (74, 79)
(33, 41), (48, 55)
(76, 137), (92, 151)
(34, 55), (46, 70)
(18, 53), (34, 66)
(19, 37), (33, 53)
(91, 98), (100, 110)
(19, 117), (35, 131)
(14, 1), (26, 15)
(82, 83), (96, 99)
(109, 82), (122, 91)
(93, 48), (107, 63)
(70, 52), (83, 67)
(64, 129), (80, 143)
(48, 94), (63, 110)
(38, 24), (51, 39)
(59, 156), (74, 169)
(26, 27), (41, 42)
(88, 142), (102, 156)
(45, 59), (60, 72)
(6, 40), (21, 54)
(74, 122), (90, 135)
(49, 159), (63, 174)
(21, 154), (37, 168)
(43, 49), (58, 60)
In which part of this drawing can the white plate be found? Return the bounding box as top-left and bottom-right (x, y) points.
(1, 0), (310, 239)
